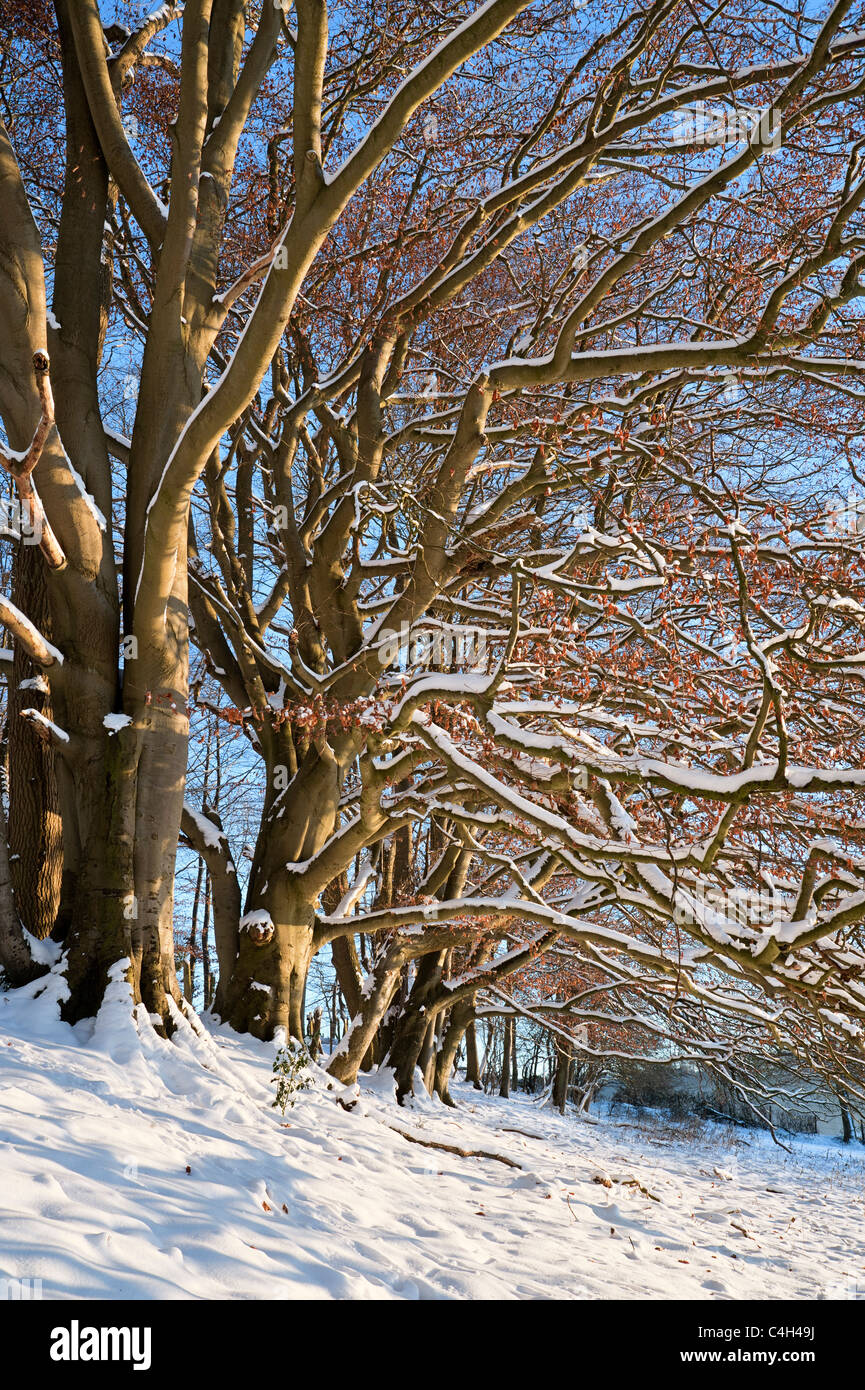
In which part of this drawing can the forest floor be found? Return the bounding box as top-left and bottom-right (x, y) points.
(1, 960), (864, 1300)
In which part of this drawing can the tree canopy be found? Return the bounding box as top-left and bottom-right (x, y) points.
(2, 0), (865, 1115)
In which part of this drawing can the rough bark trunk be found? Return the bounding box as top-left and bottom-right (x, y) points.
(0, 793), (43, 985)
(7, 543), (62, 938)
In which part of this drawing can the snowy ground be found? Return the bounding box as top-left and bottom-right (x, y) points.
(2, 962), (864, 1301)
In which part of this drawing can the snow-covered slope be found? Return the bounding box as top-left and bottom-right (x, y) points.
(1, 965), (863, 1301)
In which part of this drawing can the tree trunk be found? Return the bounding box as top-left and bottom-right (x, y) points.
(220, 898), (316, 1040)
(327, 945), (403, 1086)
(434, 998), (475, 1106)
(180, 802), (240, 1017)
(387, 950), (446, 1102)
(307, 1006), (322, 1060)
(465, 1018), (482, 1088)
(218, 738), (341, 1039)
(0, 792), (42, 985)
(499, 1015), (513, 1098)
(60, 710), (187, 1028)
(416, 1018), (435, 1095)
(552, 1039), (573, 1115)
(7, 543), (62, 938)
(330, 933), (363, 1018)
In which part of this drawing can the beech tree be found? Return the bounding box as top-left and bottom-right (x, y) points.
(3, 0), (865, 1115)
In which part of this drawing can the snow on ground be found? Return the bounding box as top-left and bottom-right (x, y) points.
(1, 966), (864, 1301)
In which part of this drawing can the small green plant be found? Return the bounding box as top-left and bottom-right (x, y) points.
(270, 1043), (313, 1114)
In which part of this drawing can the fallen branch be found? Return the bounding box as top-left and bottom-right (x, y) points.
(388, 1126), (522, 1169)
